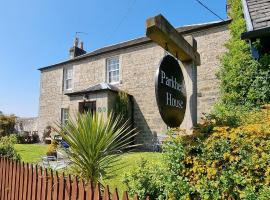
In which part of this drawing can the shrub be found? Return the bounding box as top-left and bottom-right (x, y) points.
(124, 159), (167, 199)
(46, 140), (58, 157)
(210, 0), (270, 126)
(125, 107), (270, 199)
(0, 114), (16, 137)
(17, 132), (40, 144)
(0, 134), (20, 160)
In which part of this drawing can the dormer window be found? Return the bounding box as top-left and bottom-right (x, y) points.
(106, 57), (119, 84)
(63, 66), (73, 90)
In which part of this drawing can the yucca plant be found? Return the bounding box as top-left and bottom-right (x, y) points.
(54, 112), (137, 184)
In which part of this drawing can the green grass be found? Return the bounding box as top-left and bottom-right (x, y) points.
(14, 144), (48, 163)
(14, 144), (161, 194)
(102, 152), (162, 194)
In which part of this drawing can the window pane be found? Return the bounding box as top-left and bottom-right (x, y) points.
(67, 69), (73, 79)
(64, 67), (73, 90)
(107, 57), (119, 83)
(66, 79), (72, 89)
(61, 108), (69, 125)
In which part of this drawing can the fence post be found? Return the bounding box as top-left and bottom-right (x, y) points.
(11, 160), (17, 200)
(103, 185), (110, 200)
(64, 174), (72, 200)
(78, 179), (85, 200)
(15, 161), (20, 200)
(7, 160), (13, 200)
(31, 165), (38, 200)
(52, 171), (59, 200)
(71, 176), (78, 200)
(19, 162), (24, 200)
(47, 169), (53, 200)
(122, 191), (129, 200)
(58, 172), (65, 200)
(94, 183), (101, 200)
(85, 181), (94, 200)
(133, 194), (139, 200)
(37, 166), (43, 199)
(112, 188), (119, 200)
(27, 164), (33, 200)
(41, 168), (48, 200)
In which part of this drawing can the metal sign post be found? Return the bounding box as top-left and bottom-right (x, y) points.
(146, 14), (201, 132)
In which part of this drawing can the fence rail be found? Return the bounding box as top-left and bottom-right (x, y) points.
(0, 157), (142, 200)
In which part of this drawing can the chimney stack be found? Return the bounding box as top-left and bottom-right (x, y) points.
(80, 41), (84, 50)
(69, 37), (86, 59)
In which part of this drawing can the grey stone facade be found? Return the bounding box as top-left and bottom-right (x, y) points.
(38, 21), (230, 150)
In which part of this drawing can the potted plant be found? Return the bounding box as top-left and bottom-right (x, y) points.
(46, 140), (58, 158)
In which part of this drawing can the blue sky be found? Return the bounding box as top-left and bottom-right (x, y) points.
(0, 0), (227, 117)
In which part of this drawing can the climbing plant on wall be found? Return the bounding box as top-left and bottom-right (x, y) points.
(215, 0), (270, 121)
(114, 91), (129, 120)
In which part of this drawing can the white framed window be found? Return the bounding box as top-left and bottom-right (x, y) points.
(61, 108), (69, 125)
(63, 66), (73, 91)
(106, 57), (120, 84)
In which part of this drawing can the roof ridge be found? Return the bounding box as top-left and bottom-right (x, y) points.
(39, 19), (231, 71)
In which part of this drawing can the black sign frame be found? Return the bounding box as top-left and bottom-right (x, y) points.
(155, 55), (186, 127)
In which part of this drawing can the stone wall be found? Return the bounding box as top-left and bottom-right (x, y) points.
(15, 117), (38, 133)
(38, 23), (230, 149)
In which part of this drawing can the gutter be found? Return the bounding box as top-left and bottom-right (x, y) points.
(241, 0), (253, 32)
(241, 27), (270, 40)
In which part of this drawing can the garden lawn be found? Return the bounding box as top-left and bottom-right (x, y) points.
(14, 144), (161, 194)
(102, 152), (162, 194)
(14, 144), (48, 163)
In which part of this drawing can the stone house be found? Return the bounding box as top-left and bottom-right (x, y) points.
(38, 19), (230, 150)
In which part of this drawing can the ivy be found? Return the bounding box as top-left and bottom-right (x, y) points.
(215, 0), (270, 117)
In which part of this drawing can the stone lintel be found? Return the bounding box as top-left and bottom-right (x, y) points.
(146, 14), (201, 65)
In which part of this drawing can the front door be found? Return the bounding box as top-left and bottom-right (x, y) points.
(79, 101), (96, 114)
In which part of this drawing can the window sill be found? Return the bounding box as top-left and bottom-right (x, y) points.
(108, 80), (122, 85)
(63, 89), (73, 95)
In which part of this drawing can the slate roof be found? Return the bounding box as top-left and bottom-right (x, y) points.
(65, 82), (121, 96)
(241, 0), (270, 39)
(243, 0), (270, 30)
(38, 20), (231, 71)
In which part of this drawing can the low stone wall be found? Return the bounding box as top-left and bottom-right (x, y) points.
(15, 117), (38, 134)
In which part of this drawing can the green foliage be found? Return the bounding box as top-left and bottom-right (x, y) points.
(125, 107), (270, 199)
(124, 159), (168, 199)
(54, 112), (137, 184)
(214, 0), (270, 122)
(0, 113), (16, 137)
(46, 140), (58, 156)
(0, 134), (20, 160)
(124, 132), (191, 200)
(114, 91), (129, 119)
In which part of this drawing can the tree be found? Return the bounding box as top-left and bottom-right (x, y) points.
(0, 114), (16, 137)
(54, 112), (137, 184)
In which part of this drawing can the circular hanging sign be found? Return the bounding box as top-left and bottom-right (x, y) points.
(155, 55), (186, 127)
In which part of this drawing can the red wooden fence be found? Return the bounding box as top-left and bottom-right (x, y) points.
(0, 158), (142, 200)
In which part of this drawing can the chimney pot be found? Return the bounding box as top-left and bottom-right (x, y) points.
(80, 41), (84, 50)
(74, 37), (79, 47)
